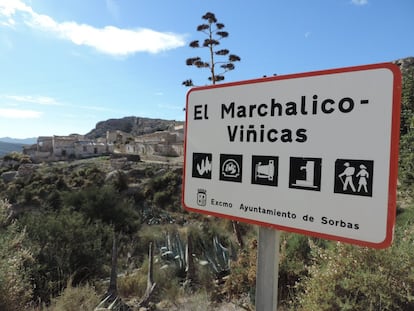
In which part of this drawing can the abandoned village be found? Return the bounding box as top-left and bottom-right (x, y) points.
(21, 124), (185, 163)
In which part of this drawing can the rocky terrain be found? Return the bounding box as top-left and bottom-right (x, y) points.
(85, 116), (184, 139)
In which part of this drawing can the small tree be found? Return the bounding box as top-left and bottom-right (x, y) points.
(182, 12), (241, 87)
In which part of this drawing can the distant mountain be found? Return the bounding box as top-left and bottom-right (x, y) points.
(0, 137), (37, 144)
(0, 141), (26, 157)
(85, 116), (184, 139)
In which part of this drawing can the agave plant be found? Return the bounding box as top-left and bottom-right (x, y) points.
(160, 231), (192, 279)
(160, 231), (231, 282)
(202, 236), (231, 280)
(95, 295), (130, 311)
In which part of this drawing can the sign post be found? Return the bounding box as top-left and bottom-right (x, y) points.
(255, 227), (280, 311)
(182, 63), (401, 309)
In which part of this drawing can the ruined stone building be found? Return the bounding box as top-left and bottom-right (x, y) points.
(22, 125), (184, 163)
(109, 125), (184, 161)
(23, 134), (112, 162)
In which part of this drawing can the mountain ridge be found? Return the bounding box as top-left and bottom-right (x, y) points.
(0, 141), (26, 157)
(0, 137), (37, 144)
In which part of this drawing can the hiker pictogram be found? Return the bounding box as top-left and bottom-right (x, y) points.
(220, 154), (243, 183)
(289, 157), (322, 191)
(334, 159), (374, 197)
(251, 156), (278, 187)
(338, 162), (356, 192)
(357, 164), (369, 193)
(192, 153), (212, 179)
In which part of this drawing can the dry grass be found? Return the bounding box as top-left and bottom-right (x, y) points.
(43, 280), (100, 311)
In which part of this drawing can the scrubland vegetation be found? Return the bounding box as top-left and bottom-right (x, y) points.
(0, 62), (413, 310)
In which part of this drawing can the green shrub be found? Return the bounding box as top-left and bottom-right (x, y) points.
(223, 238), (257, 302)
(47, 279), (100, 311)
(118, 252), (183, 305)
(155, 264), (182, 305)
(2, 152), (31, 166)
(291, 225), (414, 311)
(62, 185), (141, 233)
(0, 200), (34, 311)
(144, 169), (182, 212)
(399, 130), (414, 192)
(118, 268), (148, 298)
(399, 61), (414, 193)
(20, 208), (112, 302)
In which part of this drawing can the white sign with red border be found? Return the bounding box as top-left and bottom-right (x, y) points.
(182, 63), (401, 248)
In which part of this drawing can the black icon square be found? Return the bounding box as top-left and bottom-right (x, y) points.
(251, 156), (278, 187)
(289, 157), (322, 191)
(220, 154), (243, 183)
(334, 159), (374, 197)
(192, 153), (212, 179)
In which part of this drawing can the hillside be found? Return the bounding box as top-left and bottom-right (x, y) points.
(0, 57), (412, 310)
(0, 137), (36, 157)
(85, 116), (184, 139)
(0, 141), (25, 157)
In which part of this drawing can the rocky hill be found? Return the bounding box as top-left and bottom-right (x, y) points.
(85, 116), (184, 139)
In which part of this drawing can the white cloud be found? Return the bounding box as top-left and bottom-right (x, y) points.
(5, 95), (62, 106)
(55, 23), (185, 55)
(0, 0), (30, 17)
(0, 108), (42, 118)
(0, 0), (186, 56)
(351, 0), (368, 6)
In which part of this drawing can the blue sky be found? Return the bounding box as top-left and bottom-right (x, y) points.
(0, 0), (413, 138)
